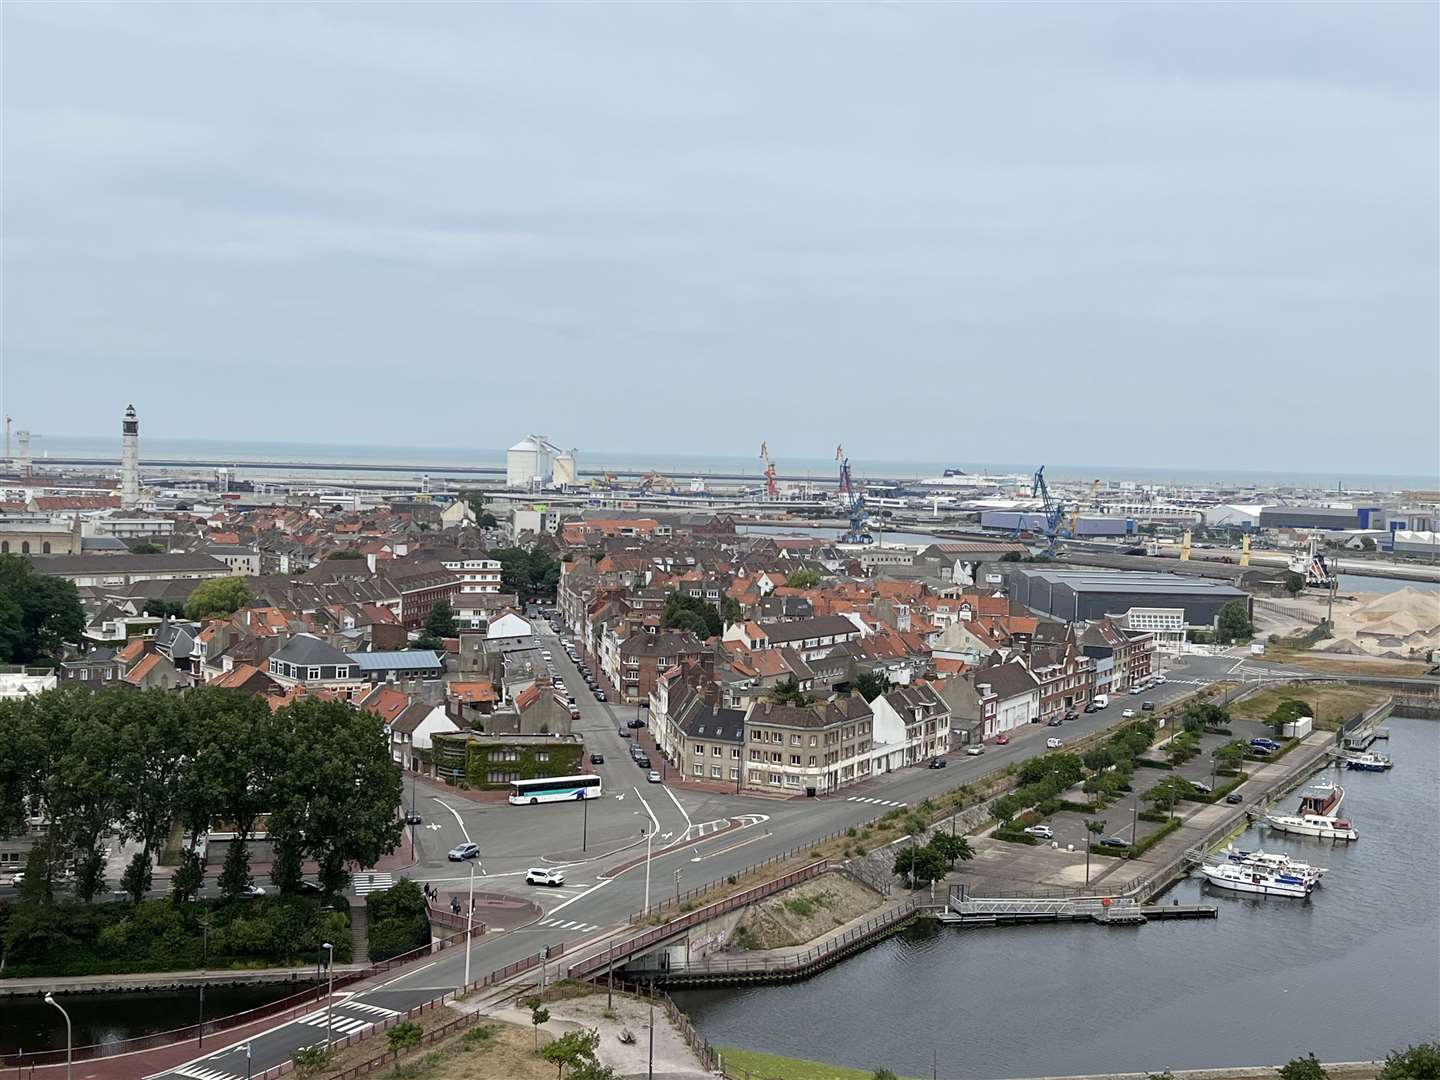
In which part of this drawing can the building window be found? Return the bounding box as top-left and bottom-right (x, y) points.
(749, 749), (761, 761)
(768, 772), (782, 785)
(42, 542), (51, 554)
(790, 755), (801, 766)
(748, 769), (763, 784)
(535, 751), (549, 762)
(809, 756), (817, 766)
(694, 745), (704, 756)
(711, 766), (722, 779)
(713, 746), (722, 757)
(790, 734), (801, 746)
(307, 667), (321, 681)
(21, 542), (29, 554)
(692, 764), (703, 776)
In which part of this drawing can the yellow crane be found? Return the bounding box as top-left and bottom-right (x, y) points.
(1067, 479), (1100, 537)
(637, 469), (666, 493)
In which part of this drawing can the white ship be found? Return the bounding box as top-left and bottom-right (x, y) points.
(1218, 847), (1328, 885)
(1198, 861), (1313, 898)
(1264, 812), (1359, 842)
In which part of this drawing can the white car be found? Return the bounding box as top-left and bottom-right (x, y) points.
(1023, 824), (1054, 840)
(1045, 737), (1063, 749)
(242, 883), (267, 897)
(647, 770), (662, 783)
(525, 867), (565, 888)
(965, 745), (985, 756)
(1121, 708), (1136, 718)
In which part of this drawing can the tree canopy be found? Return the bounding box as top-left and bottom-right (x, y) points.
(767, 677), (811, 707)
(661, 592), (721, 638)
(1378, 1042), (1440, 1079)
(184, 577), (253, 621)
(1214, 600), (1253, 645)
(424, 599), (457, 639)
(489, 546), (561, 598)
(854, 670), (890, 702)
(0, 555), (85, 664)
(785, 568), (822, 588)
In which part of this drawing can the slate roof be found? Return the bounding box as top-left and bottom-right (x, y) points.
(272, 633), (353, 667)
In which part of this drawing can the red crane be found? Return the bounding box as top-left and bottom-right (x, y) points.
(759, 442), (778, 499)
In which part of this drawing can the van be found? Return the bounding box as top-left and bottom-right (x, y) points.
(1092, 694), (1109, 710)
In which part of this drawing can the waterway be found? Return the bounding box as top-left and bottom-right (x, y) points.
(0, 981), (314, 1056)
(675, 716), (1440, 1078)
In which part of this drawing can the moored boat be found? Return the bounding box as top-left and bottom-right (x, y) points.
(1264, 812), (1359, 841)
(1297, 779), (1344, 816)
(1344, 753), (1393, 772)
(1218, 847), (1328, 883)
(1197, 861), (1313, 898)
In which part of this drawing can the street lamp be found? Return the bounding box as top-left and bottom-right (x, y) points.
(321, 942), (335, 1050)
(581, 791), (589, 853)
(633, 815), (653, 912)
(464, 863), (477, 989)
(43, 993), (71, 1080)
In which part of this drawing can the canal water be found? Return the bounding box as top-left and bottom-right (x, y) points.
(0, 981), (314, 1056)
(675, 716), (1440, 1078)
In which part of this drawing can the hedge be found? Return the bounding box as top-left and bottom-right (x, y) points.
(1088, 817), (1182, 860)
(1138, 810), (1172, 824)
(366, 879), (431, 962)
(1133, 757), (1174, 771)
(994, 829), (1040, 846)
(0, 896), (351, 979)
(1181, 773), (1249, 804)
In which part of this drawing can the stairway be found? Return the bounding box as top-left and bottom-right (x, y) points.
(349, 902), (370, 964)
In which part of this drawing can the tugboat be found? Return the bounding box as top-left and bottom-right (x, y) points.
(1198, 861), (1313, 898)
(1264, 811), (1359, 841)
(1344, 752), (1393, 772)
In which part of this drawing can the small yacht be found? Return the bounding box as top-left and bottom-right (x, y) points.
(1198, 861), (1313, 898)
(1264, 811), (1358, 841)
(1297, 779), (1345, 816)
(1344, 753), (1393, 772)
(1218, 847), (1328, 884)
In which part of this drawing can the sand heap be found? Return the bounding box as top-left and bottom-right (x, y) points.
(1316, 587), (1440, 658)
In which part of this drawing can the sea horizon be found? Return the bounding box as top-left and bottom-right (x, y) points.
(18, 433), (1437, 493)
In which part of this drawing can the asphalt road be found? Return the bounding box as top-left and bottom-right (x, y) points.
(146, 644), (1245, 1079)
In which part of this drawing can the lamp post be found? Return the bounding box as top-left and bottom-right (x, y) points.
(244, 1041), (253, 1080)
(464, 863), (477, 990)
(322, 942), (335, 1050)
(633, 817), (653, 912)
(198, 915), (210, 1047)
(673, 867), (682, 906)
(581, 792), (589, 853)
(43, 993), (71, 1080)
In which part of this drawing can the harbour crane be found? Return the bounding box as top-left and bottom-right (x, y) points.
(759, 442), (778, 500)
(1067, 479), (1100, 538)
(835, 444), (872, 545)
(637, 469), (667, 494)
(1029, 465), (1065, 549)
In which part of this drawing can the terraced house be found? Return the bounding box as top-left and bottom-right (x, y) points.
(742, 694), (874, 796)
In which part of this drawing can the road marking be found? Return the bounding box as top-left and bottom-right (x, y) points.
(370, 960), (437, 990)
(353, 872), (395, 896)
(632, 787), (660, 833)
(175, 1067), (242, 1080)
(432, 798), (472, 843)
(546, 877), (612, 917)
(425, 822), (443, 831)
(691, 830), (772, 861)
(663, 785), (695, 837)
(845, 797), (907, 807)
(340, 999), (400, 1017)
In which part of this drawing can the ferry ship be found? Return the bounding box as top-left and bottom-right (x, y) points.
(1197, 861), (1313, 898)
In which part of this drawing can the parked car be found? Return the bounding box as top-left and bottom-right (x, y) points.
(1130, 686), (1145, 695)
(525, 868), (565, 887)
(635, 756), (651, 769)
(647, 771), (662, 784)
(447, 843), (481, 862)
(627, 718), (646, 729)
(590, 753), (605, 766)
(994, 734), (1010, 745)
(617, 727), (631, 739)
(1141, 701), (1156, 711)
(1045, 737), (1063, 749)
(1047, 717), (1063, 727)
(1098, 836), (1130, 849)
(242, 883), (267, 897)
(1023, 824), (1054, 840)
(1154, 675), (1167, 683)
(1225, 792), (1244, 805)
(965, 745), (985, 756)
(928, 757), (947, 769)
(1191, 780), (1213, 795)
(1248, 745), (1272, 757)
(1121, 708), (1136, 718)
(299, 880), (325, 895)
(1250, 738), (1281, 750)
(594, 689), (607, 702)
(405, 810), (423, 825)
(1064, 709), (1078, 721)
(1083, 702), (1099, 714)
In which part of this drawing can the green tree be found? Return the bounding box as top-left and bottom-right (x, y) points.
(477, 511), (498, 528)
(424, 599), (457, 639)
(461, 488), (489, 519)
(490, 547), (562, 599)
(892, 843), (948, 887)
(291, 1046), (334, 1079)
(541, 1028), (601, 1079)
(219, 840), (253, 898)
(720, 594), (744, 627)
(184, 578), (252, 621)
(1214, 600), (1253, 645)
(1360, 536), (1377, 552)
(412, 632), (445, 652)
(142, 599), (186, 619)
(121, 851), (153, 904)
(171, 848), (204, 904)
(853, 671), (890, 702)
(926, 831), (973, 869)
(661, 592), (721, 638)
(528, 997), (551, 1049)
(0, 555), (86, 663)
(386, 1020), (424, 1051)
(785, 568), (822, 588)
(1086, 818), (1107, 848)
(1265, 698), (1312, 737)
(1277, 1054), (1330, 1080)
(1378, 1042), (1440, 1079)
(1281, 571), (1306, 596)
(767, 677), (811, 707)
(128, 542), (164, 555)
(874, 1071), (900, 1080)
(1215, 740), (1246, 770)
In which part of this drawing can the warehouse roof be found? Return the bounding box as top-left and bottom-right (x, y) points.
(1012, 568), (1247, 597)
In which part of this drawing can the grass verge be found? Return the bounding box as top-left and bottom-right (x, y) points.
(720, 1045), (922, 1080)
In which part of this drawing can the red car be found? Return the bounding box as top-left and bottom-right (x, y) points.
(994, 734), (1010, 745)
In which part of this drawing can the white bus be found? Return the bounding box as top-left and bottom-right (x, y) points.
(508, 774), (603, 805)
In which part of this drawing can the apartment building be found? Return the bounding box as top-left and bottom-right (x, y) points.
(742, 695), (874, 796)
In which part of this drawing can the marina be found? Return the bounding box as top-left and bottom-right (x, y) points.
(675, 716), (1438, 1077)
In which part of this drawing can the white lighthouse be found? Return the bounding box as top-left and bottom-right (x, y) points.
(120, 404), (140, 508)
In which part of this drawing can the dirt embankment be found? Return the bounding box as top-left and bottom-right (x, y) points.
(730, 873), (881, 951)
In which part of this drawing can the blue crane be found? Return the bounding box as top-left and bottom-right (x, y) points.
(835, 444), (873, 545)
(1030, 465), (1067, 547)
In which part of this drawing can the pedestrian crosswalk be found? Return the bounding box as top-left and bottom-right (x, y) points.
(175, 1066), (242, 1080)
(298, 1011), (374, 1035)
(846, 796), (908, 807)
(537, 916), (601, 934)
(339, 997), (400, 1018)
(352, 872), (394, 896)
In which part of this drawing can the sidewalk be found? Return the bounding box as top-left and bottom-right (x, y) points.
(0, 963), (368, 996)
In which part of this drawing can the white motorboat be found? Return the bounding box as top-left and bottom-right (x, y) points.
(1344, 753), (1393, 772)
(1264, 812), (1359, 841)
(1218, 847), (1328, 884)
(1197, 861), (1313, 898)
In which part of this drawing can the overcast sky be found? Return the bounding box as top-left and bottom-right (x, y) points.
(2, 3), (1435, 475)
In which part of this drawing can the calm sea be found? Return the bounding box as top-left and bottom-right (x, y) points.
(27, 435), (1437, 492)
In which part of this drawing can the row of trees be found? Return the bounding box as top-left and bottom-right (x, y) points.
(489, 546), (563, 598)
(659, 590), (742, 638)
(0, 686), (403, 905)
